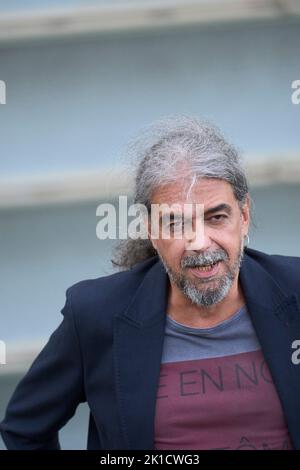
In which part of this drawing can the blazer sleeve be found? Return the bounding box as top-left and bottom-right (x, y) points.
(0, 288), (86, 450)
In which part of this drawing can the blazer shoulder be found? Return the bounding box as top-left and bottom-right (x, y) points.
(245, 247), (300, 293)
(62, 256), (159, 324)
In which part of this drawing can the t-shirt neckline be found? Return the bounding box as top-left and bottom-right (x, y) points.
(166, 304), (247, 335)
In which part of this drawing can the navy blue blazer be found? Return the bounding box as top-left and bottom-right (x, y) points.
(1, 247), (300, 450)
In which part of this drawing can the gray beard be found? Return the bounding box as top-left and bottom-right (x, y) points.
(157, 245), (244, 308)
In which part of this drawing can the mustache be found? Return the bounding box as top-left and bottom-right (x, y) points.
(181, 249), (229, 268)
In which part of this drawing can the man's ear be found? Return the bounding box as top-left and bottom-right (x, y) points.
(241, 193), (250, 235)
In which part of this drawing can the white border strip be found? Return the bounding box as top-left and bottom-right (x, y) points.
(0, 341), (45, 376)
(0, 0), (299, 43)
(0, 156), (300, 208)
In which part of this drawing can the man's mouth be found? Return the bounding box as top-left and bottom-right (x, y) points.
(190, 260), (221, 278)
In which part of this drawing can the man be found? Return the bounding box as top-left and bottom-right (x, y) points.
(1, 116), (300, 450)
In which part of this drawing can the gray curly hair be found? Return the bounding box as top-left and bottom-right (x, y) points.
(111, 115), (249, 270)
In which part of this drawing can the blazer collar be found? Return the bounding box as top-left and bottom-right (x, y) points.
(114, 248), (300, 449)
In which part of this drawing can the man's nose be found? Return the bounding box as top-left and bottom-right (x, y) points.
(184, 226), (213, 251)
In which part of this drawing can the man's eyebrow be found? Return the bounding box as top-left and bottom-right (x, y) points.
(205, 203), (232, 216)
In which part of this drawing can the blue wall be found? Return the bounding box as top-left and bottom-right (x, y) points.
(0, 19), (300, 177)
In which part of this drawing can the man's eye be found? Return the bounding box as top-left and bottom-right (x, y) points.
(169, 220), (184, 228)
(208, 214), (227, 222)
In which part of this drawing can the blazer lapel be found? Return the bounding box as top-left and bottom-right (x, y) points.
(239, 249), (300, 448)
(113, 259), (169, 450)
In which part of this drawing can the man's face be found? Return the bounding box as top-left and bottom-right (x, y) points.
(149, 178), (250, 307)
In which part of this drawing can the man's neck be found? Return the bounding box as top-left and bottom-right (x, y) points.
(166, 275), (245, 329)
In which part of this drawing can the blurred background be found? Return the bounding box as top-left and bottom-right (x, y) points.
(0, 0), (300, 449)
